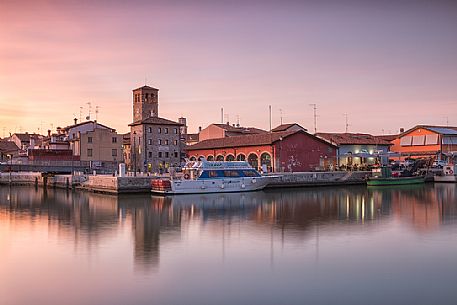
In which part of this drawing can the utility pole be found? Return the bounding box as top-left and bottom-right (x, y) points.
(309, 104), (317, 134)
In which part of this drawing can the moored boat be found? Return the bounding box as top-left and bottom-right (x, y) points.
(367, 165), (425, 186)
(434, 165), (457, 183)
(151, 159), (270, 195)
(367, 175), (425, 186)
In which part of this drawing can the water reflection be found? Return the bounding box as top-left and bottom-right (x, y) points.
(1, 184), (456, 269)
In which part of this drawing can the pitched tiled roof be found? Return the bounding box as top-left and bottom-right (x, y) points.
(63, 120), (114, 131)
(12, 133), (30, 142)
(316, 133), (391, 146)
(133, 85), (159, 91)
(0, 140), (20, 153)
(271, 123), (306, 132)
(129, 116), (183, 126)
(211, 124), (267, 135)
(185, 133), (199, 142)
(400, 125), (457, 136)
(187, 130), (335, 151)
(375, 134), (399, 142)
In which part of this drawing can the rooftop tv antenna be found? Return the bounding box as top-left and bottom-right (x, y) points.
(79, 106), (83, 122)
(309, 104), (317, 134)
(279, 108), (283, 125)
(86, 102), (92, 120)
(95, 106), (100, 121)
(344, 113), (349, 133)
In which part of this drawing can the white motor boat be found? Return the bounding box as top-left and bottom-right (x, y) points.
(434, 164), (457, 183)
(151, 160), (271, 194)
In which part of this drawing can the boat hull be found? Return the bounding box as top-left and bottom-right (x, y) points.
(434, 175), (457, 183)
(367, 176), (425, 186)
(152, 176), (270, 195)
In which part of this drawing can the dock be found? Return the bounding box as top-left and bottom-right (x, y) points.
(0, 170), (372, 194)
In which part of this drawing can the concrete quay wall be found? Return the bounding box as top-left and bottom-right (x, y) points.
(0, 172), (86, 188)
(80, 175), (155, 194)
(266, 171), (370, 188)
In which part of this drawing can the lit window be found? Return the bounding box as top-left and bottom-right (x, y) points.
(158, 128), (161, 134)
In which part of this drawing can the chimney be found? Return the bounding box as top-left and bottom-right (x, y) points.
(400, 128), (404, 133)
(74, 118), (78, 125)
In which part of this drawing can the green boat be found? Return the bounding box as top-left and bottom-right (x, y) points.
(367, 165), (426, 186)
(367, 175), (425, 186)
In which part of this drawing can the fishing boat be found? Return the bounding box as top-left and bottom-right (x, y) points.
(367, 166), (425, 186)
(434, 165), (457, 183)
(151, 159), (270, 194)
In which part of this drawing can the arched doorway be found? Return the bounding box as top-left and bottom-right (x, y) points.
(189, 156), (197, 161)
(247, 153), (259, 169)
(207, 155), (214, 161)
(226, 154), (235, 161)
(216, 155), (224, 161)
(260, 152), (272, 172)
(198, 156), (205, 161)
(236, 154), (246, 161)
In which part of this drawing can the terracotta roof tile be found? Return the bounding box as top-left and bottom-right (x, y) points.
(271, 123), (306, 132)
(187, 130), (336, 150)
(316, 133), (391, 146)
(129, 116), (182, 126)
(0, 140), (20, 152)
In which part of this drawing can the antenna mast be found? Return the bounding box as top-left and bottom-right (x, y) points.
(309, 104), (317, 134)
(95, 106), (99, 121)
(344, 113), (349, 133)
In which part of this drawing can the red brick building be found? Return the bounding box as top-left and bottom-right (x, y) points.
(186, 130), (337, 172)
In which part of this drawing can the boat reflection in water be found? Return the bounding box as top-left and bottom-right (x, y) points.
(1, 184), (457, 305)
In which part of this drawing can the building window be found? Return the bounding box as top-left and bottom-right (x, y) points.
(165, 139), (169, 145)
(148, 127), (152, 133)
(112, 137), (117, 143)
(165, 152), (169, 158)
(174, 151), (178, 158)
(158, 139), (162, 145)
(158, 152), (162, 158)
(112, 149), (117, 157)
(148, 139), (152, 145)
(158, 127), (162, 134)
(88, 137), (92, 143)
(174, 140), (178, 145)
(148, 151), (152, 158)
(165, 128), (168, 134)
(174, 128), (178, 134)
(87, 148), (93, 157)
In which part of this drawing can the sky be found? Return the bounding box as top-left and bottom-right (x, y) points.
(1, 0), (456, 136)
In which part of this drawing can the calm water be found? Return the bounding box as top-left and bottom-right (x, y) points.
(1, 184), (457, 305)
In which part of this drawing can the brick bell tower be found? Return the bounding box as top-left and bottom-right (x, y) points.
(132, 85), (159, 122)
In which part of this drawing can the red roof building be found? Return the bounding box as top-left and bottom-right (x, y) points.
(186, 130), (337, 172)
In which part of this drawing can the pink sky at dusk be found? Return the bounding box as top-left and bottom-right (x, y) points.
(1, 0), (456, 136)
